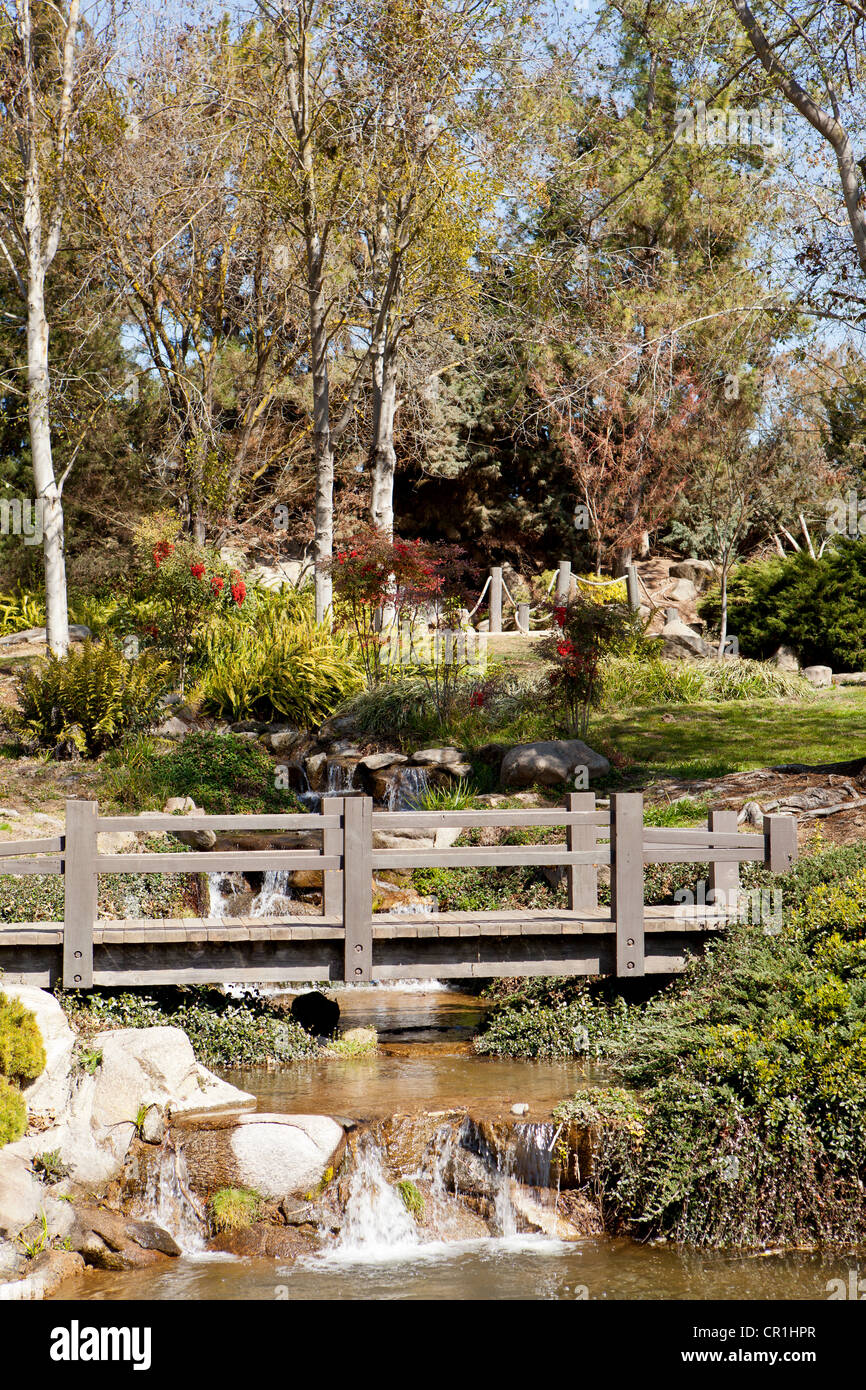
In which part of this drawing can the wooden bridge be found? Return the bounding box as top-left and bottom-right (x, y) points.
(0, 795), (798, 990)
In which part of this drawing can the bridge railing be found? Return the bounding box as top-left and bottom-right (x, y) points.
(0, 794), (797, 987)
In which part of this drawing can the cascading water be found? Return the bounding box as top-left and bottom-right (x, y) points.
(250, 870), (294, 917)
(326, 1114), (573, 1262)
(387, 765), (429, 811)
(326, 760), (357, 794)
(136, 1141), (208, 1256)
(331, 1136), (419, 1259)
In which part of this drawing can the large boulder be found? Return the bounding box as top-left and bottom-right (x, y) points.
(666, 577), (698, 604)
(668, 559), (715, 587)
(181, 1113), (345, 1201)
(409, 747), (467, 767)
(770, 645), (800, 672)
(90, 1027), (255, 1135)
(25, 1025), (256, 1189)
(358, 752), (408, 772)
(802, 664), (832, 688)
(500, 739), (610, 788)
(659, 619), (708, 662)
(0, 1151), (41, 1240)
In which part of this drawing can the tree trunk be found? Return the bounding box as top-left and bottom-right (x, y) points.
(26, 209), (68, 657)
(717, 566), (728, 660)
(369, 348), (398, 537)
(309, 275), (333, 625)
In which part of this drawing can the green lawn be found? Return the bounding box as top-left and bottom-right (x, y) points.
(590, 688), (866, 783)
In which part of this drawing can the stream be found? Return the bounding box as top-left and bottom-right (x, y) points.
(51, 983), (856, 1302)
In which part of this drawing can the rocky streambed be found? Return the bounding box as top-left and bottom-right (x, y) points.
(0, 982), (612, 1300)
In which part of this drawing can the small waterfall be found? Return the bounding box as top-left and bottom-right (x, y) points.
(388, 765), (430, 811)
(207, 874), (230, 918)
(333, 1136), (419, 1258)
(207, 869), (295, 918)
(326, 760), (357, 794)
(250, 870), (294, 918)
(137, 1141), (207, 1255)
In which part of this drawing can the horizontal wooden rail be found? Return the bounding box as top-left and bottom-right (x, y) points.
(643, 828), (757, 845)
(371, 810), (610, 830)
(371, 847), (611, 869)
(643, 845), (765, 864)
(96, 813), (336, 832)
(0, 792), (798, 987)
(94, 852), (342, 874)
(0, 837), (64, 856)
(0, 857), (64, 875)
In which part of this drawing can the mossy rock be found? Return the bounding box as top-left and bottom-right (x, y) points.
(0, 1076), (27, 1147)
(0, 991), (46, 1083)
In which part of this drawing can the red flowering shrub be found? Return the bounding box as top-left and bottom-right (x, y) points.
(323, 528), (463, 687)
(132, 515), (248, 695)
(542, 594), (642, 736)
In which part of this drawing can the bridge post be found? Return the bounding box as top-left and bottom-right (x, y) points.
(566, 792), (598, 911)
(322, 796), (343, 918)
(764, 813), (798, 874)
(708, 809), (739, 915)
(63, 799), (98, 989)
(343, 796), (373, 982)
(611, 792), (644, 977)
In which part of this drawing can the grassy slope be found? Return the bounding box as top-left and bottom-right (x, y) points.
(589, 688), (866, 782)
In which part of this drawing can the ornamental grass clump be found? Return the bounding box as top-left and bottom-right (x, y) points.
(196, 610), (362, 726)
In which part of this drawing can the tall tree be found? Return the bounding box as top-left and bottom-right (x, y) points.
(0, 0), (95, 653)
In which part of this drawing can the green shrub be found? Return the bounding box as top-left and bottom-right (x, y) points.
(0, 992), (46, 1084)
(0, 1078), (27, 1148)
(700, 541), (866, 670)
(0, 587), (45, 635)
(5, 640), (171, 756)
(590, 851), (866, 1248)
(56, 987), (318, 1067)
(101, 731), (306, 815)
(553, 1086), (644, 1137)
(196, 611), (362, 726)
(210, 1187), (261, 1232)
(475, 980), (635, 1060)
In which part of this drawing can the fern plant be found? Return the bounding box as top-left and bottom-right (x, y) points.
(5, 639), (172, 757)
(0, 587), (46, 635)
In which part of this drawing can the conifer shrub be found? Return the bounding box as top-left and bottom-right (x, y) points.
(0, 1078), (26, 1148)
(0, 990), (45, 1149)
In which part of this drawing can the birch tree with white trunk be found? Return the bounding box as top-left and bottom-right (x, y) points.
(0, 0), (90, 653)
